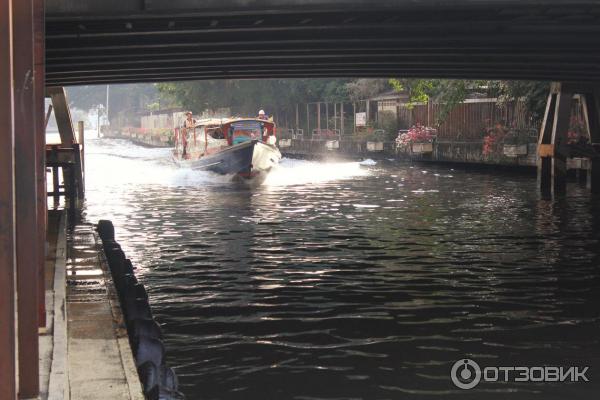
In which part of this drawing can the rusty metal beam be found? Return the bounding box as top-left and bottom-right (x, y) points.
(13, 0), (40, 397)
(34, 0), (46, 330)
(0, 0), (17, 398)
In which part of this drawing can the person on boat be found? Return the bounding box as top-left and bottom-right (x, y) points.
(181, 111), (196, 157)
(257, 109), (268, 120)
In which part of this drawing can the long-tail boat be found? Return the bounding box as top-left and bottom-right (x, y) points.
(173, 117), (282, 180)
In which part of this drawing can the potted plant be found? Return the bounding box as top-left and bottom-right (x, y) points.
(396, 124), (436, 154)
(365, 129), (386, 151)
(502, 129), (529, 157)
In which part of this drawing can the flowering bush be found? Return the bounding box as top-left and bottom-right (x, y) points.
(396, 124), (436, 148)
(568, 115), (587, 144)
(482, 123), (509, 156)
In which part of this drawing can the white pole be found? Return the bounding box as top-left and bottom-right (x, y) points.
(106, 85), (110, 125)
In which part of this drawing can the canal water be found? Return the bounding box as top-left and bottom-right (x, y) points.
(84, 137), (600, 399)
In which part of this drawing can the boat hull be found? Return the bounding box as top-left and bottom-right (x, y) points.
(174, 140), (281, 179)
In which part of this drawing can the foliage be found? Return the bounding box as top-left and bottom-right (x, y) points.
(374, 111), (398, 140)
(488, 81), (550, 120)
(355, 128), (387, 143)
(390, 79), (479, 124)
(66, 84), (161, 117)
(390, 78), (549, 124)
(345, 79), (391, 101)
(156, 78), (353, 118)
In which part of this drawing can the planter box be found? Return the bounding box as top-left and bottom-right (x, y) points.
(567, 157), (589, 170)
(367, 141), (384, 151)
(412, 142), (433, 154)
(278, 138), (291, 148)
(503, 144), (528, 157)
(325, 140), (339, 150)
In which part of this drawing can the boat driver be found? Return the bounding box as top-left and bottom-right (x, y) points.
(257, 109), (268, 120)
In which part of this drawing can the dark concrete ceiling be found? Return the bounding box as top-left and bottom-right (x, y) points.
(45, 0), (600, 86)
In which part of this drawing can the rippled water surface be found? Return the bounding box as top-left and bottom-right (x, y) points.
(83, 138), (600, 399)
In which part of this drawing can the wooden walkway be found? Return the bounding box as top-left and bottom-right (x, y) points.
(65, 224), (143, 399)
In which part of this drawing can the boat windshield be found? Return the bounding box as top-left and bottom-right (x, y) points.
(230, 120), (264, 144)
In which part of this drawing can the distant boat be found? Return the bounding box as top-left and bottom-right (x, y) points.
(172, 117), (281, 180)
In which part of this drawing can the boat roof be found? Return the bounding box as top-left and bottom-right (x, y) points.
(194, 117), (275, 128)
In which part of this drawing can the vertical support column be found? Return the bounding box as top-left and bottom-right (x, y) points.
(33, 0), (46, 329)
(13, 0), (40, 397)
(0, 0), (17, 398)
(551, 86), (573, 196)
(538, 83), (567, 197)
(581, 90), (600, 194)
(325, 102), (329, 131)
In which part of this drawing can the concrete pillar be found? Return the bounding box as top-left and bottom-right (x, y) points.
(0, 0), (17, 397)
(13, 0), (40, 396)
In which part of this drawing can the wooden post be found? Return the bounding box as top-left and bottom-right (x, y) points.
(340, 103), (344, 135)
(48, 87), (76, 145)
(325, 102), (329, 130)
(306, 103), (310, 136)
(396, 100), (401, 130)
(551, 85), (573, 196)
(317, 102), (321, 132)
(295, 103), (299, 131)
(538, 84), (560, 196)
(78, 121), (85, 194)
(52, 166), (60, 206)
(581, 90), (600, 194)
(13, 0), (40, 396)
(353, 103), (356, 134)
(334, 103), (337, 131)
(0, 0), (17, 397)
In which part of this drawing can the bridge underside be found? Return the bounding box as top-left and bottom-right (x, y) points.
(46, 0), (600, 86)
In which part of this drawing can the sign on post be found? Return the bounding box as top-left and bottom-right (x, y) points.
(355, 112), (366, 127)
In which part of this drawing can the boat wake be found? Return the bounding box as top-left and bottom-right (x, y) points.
(262, 158), (369, 187)
(86, 138), (369, 188)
